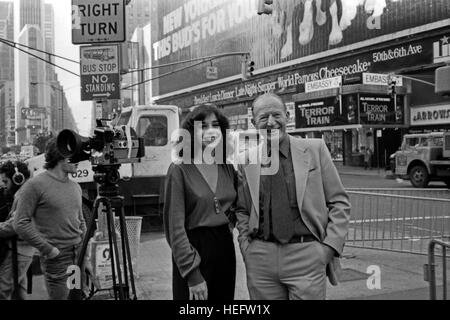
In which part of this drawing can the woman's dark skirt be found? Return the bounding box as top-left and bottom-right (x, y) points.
(172, 224), (236, 300)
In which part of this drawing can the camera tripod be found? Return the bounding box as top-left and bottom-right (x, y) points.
(69, 165), (137, 300)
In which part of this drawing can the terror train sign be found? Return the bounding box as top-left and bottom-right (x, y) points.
(72, 0), (126, 44)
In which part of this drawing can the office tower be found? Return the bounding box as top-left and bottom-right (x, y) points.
(0, 1), (15, 147)
(14, 0), (48, 145)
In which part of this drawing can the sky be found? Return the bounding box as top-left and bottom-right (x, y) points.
(11, 0), (92, 136)
(46, 0), (92, 136)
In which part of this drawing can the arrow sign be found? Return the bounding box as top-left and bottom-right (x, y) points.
(93, 93), (112, 98)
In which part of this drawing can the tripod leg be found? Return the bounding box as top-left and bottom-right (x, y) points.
(104, 198), (125, 300)
(116, 207), (130, 299)
(68, 197), (100, 300)
(118, 204), (137, 300)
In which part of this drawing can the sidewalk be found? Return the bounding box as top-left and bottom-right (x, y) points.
(131, 231), (439, 300)
(28, 230), (444, 300)
(333, 161), (394, 179)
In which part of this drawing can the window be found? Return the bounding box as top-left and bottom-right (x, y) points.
(419, 138), (429, 147)
(431, 137), (443, 147)
(117, 111), (131, 126)
(405, 138), (419, 150)
(137, 115), (168, 147)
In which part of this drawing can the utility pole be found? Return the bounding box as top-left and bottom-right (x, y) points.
(0, 83), (5, 149)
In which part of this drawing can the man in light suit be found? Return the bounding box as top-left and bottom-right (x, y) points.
(235, 93), (351, 300)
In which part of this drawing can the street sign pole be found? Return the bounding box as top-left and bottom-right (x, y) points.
(96, 101), (104, 119)
(376, 130), (382, 173)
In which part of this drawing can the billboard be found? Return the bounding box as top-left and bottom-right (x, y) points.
(151, 0), (450, 97)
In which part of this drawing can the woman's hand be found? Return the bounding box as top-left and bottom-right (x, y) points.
(189, 281), (208, 300)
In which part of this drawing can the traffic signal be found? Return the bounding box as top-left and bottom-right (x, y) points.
(241, 57), (255, 81)
(388, 79), (397, 98)
(257, 0), (273, 15)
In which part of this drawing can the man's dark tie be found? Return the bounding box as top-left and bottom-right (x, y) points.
(269, 162), (294, 244)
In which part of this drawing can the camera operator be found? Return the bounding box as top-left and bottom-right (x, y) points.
(0, 161), (34, 300)
(14, 138), (87, 300)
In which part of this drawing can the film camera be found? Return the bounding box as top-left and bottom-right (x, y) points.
(56, 121), (145, 167)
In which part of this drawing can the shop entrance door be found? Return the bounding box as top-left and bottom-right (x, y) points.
(374, 129), (402, 169)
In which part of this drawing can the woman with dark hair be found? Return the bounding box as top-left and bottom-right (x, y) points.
(163, 104), (237, 301)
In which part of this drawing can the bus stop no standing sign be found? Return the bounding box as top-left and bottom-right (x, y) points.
(80, 45), (121, 101)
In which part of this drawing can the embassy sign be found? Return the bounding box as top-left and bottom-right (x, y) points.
(305, 76), (342, 93)
(80, 45), (120, 101)
(72, 0), (126, 44)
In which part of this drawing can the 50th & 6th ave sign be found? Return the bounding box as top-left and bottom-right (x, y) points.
(72, 0), (126, 44)
(80, 45), (120, 101)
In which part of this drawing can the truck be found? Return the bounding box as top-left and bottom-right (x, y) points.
(391, 131), (450, 188)
(26, 105), (181, 229)
(20, 145), (39, 159)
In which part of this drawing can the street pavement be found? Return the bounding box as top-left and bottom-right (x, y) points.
(27, 231), (445, 300)
(27, 164), (449, 300)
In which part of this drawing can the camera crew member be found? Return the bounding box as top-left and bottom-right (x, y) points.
(14, 139), (86, 300)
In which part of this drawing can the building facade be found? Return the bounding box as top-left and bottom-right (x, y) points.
(0, 1), (15, 147)
(125, 0), (151, 41)
(12, 0), (76, 145)
(44, 3), (56, 82)
(14, 24), (48, 144)
(149, 0), (450, 168)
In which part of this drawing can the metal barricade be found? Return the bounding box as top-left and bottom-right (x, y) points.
(346, 188), (450, 199)
(424, 240), (449, 300)
(347, 191), (450, 255)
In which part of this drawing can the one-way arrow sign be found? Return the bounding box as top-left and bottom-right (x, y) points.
(93, 92), (112, 98)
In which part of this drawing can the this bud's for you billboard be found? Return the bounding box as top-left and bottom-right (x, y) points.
(150, 0), (450, 97)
